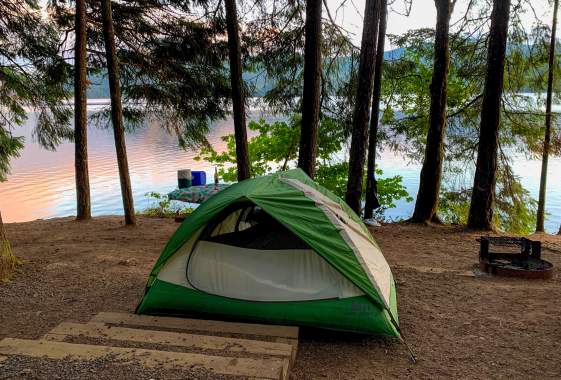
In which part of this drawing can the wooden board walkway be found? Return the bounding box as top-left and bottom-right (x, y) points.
(44, 322), (293, 358)
(0, 312), (299, 379)
(92, 311), (299, 360)
(92, 312), (299, 339)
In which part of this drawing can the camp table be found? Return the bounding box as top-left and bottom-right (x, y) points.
(168, 184), (230, 204)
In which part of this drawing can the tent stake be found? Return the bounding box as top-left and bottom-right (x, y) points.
(400, 336), (417, 364)
(386, 309), (417, 364)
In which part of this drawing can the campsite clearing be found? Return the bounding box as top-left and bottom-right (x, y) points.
(0, 216), (560, 379)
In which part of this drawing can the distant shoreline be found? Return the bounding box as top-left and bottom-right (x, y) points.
(86, 98), (111, 105)
(63, 98), (272, 112)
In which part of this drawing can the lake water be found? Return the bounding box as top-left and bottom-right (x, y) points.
(1, 105), (560, 234)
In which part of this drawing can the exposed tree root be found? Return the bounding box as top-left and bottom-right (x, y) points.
(407, 214), (444, 226)
(431, 214), (444, 225)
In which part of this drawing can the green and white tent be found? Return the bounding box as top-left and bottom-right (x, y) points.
(136, 169), (400, 336)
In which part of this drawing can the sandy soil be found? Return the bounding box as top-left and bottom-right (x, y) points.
(1, 216), (560, 379)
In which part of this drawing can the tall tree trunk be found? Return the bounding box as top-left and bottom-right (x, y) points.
(74, 0), (91, 220)
(101, 0), (136, 226)
(297, 0), (322, 178)
(225, 0), (250, 181)
(467, 0), (511, 230)
(345, 0), (382, 215)
(364, 0), (387, 220)
(0, 211), (19, 281)
(411, 0), (454, 224)
(537, 0), (559, 233)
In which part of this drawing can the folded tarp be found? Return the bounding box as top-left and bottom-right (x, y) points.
(168, 184), (230, 204)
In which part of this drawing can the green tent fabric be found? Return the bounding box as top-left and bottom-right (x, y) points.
(137, 169), (400, 336)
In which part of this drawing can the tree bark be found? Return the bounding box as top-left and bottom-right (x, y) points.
(297, 0), (322, 179)
(364, 0), (387, 220)
(537, 0), (559, 233)
(0, 211), (19, 281)
(225, 0), (251, 181)
(345, 0), (381, 215)
(0, 211), (9, 258)
(411, 0), (454, 224)
(467, 0), (511, 230)
(0, 212), (6, 244)
(101, 0), (136, 226)
(0, 210), (9, 278)
(74, 0), (91, 220)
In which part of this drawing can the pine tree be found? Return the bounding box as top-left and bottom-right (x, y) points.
(411, 0), (455, 224)
(1, 0), (71, 279)
(364, 0), (387, 220)
(106, 0), (231, 148)
(100, 0), (136, 225)
(345, 0), (382, 214)
(225, 0), (250, 181)
(468, 0), (512, 230)
(74, 0), (91, 220)
(298, 0), (323, 178)
(537, 0), (559, 233)
(50, 0), (232, 149)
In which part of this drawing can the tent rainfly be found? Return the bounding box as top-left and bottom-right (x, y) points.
(136, 169), (400, 336)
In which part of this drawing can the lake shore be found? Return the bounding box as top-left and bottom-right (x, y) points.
(1, 216), (560, 378)
(3, 112), (561, 233)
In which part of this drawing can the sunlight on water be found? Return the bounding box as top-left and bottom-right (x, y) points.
(0, 111), (241, 222)
(1, 109), (560, 234)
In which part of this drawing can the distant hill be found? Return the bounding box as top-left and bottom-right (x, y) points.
(87, 75), (110, 99)
(86, 48), (405, 99)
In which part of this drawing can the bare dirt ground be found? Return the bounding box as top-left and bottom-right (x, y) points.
(1, 216), (560, 379)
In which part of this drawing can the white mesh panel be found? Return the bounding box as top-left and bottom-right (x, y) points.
(187, 241), (363, 301)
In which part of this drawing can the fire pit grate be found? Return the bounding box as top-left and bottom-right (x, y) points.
(477, 236), (553, 279)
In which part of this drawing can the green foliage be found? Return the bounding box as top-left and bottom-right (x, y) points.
(314, 163), (350, 199)
(197, 116), (411, 219)
(315, 162), (412, 218)
(375, 173), (414, 212)
(494, 167), (538, 234)
(242, 0), (358, 120)
(439, 169), (538, 234)
(0, 0), (72, 180)
(439, 189), (471, 226)
(50, 0), (230, 148)
(196, 117), (299, 181)
(0, 130), (23, 182)
(139, 192), (193, 218)
(381, 4), (557, 231)
(0, 0), (71, 281)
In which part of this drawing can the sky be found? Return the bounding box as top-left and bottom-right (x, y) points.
(325, 0), (556, 48)
(38, 0), (556, 50)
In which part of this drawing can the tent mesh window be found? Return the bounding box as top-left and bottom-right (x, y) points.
(202, 202), (311, 250)
(184, 201), (362, 302)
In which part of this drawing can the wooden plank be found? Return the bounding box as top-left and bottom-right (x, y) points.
(274, 338), (298, 362)
(91, 312), (299, 339)
(44, 322), (293, 359)
(0, 338), (288, 380)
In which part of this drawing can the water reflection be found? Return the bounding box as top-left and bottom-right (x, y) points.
(0, 111), (239, 222)
(1, 109), (560, 234)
